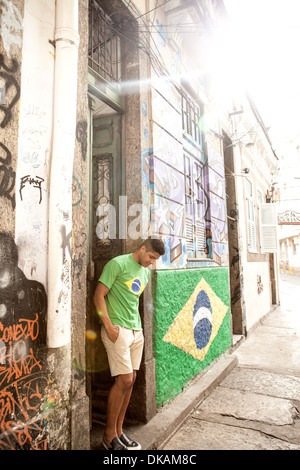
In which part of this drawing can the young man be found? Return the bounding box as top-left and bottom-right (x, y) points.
(93, 238), (165, 451)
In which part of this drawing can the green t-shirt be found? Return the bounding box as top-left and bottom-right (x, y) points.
(99, 254), (149, 330)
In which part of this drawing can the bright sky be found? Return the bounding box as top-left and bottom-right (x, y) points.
(221, 0), (300, 149)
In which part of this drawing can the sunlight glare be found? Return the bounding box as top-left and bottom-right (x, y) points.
(223, 0), (300, 143)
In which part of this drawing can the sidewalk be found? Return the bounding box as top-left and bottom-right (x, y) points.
(90, 274), (300, 450)
(161, 274), (300, 450)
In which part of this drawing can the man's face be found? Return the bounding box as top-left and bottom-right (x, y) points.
(138, 246), (161, 267)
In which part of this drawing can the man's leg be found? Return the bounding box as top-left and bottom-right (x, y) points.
(116, 370), (136, 437)
(104, 372), (134, 444)
(101, 327), (143, 448)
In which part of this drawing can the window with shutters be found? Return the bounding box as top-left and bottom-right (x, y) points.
(181, 93), (202, 146)
(256, 188), (263, 247)
(245, 178), (257, 252)
(259, 203), (278, 253)
(183, 154), (206, 257)
(181, 88), (206, 258)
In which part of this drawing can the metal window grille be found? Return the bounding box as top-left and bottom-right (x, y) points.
(88, 0), (121, 83)
(181, 91), (202, 146)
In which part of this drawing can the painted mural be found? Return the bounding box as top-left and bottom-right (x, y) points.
(205, 144), (228, 266)
(141, 35), (231, 407)
(137, 1), (232, 412)
(142, 142), (228, 268)
(153, 267), (231, 406)
(141, 75), (228, 268)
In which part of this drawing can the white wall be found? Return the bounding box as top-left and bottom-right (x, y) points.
(243, 262), (271, 331)
(232, 99), (278, 332)
(16, 0), (55, 286)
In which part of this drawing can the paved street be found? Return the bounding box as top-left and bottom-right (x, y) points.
(161, 274), (300, 450)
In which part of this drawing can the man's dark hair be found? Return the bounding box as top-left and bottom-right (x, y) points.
(141, 237), (165, 256)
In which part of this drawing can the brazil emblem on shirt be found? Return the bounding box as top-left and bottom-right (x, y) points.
(125, 277), (145, 295)
(163, 277), (229, 361)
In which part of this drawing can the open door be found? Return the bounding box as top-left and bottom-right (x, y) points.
(86, 107), (123, 422)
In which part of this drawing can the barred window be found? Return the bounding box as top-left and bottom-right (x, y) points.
(181, 91), (202, 146)
(88, 0), (121, 83)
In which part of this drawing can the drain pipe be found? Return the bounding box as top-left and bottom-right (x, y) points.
(47, 0), (79, 348)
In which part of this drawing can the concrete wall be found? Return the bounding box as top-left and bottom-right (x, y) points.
(243, 262), (271, 331)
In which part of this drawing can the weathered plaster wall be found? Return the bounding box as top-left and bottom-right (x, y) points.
(0, 0), (89, 450)
(0, 0), (52, 450)
(71, 0), (89, 450)
(15, 0), (54, 286)
(0, 0), (23, 229)
(152, 267), (231, 406)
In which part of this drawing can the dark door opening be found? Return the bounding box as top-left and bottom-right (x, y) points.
(86, 102), (123, 423)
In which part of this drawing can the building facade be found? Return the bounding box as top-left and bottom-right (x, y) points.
(0, 0), (279, 450)
(224, 94), (280, 336)
(276, 133), (300, 274)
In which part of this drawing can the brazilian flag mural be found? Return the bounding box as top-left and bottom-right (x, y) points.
(152, 267), (231, 406)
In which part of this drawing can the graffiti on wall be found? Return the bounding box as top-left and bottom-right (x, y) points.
(0, 141), (15, 209)
(0, 53), (20, 129)
(0, 233), (48, 450)
(19, 175), (44, 204)
(0, 2), (59, 449)
(142, 85), (228, 268)
(0, 54), (20, 209)
(150, 155), (185, 265)
(142, 145), (228, 268)
(204, 145), (228, 265)
(0, 0), (23, 57)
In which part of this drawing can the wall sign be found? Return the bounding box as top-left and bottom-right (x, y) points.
(278, 210), (300, 225)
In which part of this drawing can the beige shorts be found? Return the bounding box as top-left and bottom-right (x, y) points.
(101, 325), (144, 377)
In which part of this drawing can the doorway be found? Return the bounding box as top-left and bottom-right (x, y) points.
(86, 0), (126, 423)
(86, 92), (124, 422)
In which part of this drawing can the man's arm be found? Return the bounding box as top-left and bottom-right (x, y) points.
(93, 282), (119, 343)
